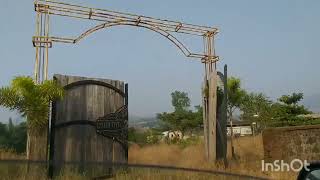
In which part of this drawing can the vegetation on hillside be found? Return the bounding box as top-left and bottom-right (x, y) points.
(127, 76), (319, 146)
(224, 77), (318, 129)
(157, 91), (203, 136)
(0, 118), (26, 153)
(157, 77), (319, 135)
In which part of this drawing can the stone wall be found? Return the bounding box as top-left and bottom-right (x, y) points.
(262, 125), (320, 162)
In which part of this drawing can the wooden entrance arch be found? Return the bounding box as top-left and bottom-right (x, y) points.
(33, 0), (220, 161)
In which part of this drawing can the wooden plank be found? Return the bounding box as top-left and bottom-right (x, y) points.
(208, 71), (217, 161)
(202, 78), (209, 159)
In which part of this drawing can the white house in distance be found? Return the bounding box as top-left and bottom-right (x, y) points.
(162, 130), (183, 140)
(227, 121), (256, 137)
(297, 113), (320, 119)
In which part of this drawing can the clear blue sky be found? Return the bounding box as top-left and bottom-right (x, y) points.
(0, 0), (319, 121)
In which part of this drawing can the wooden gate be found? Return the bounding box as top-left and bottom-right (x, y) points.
(48, 74), (128, 177)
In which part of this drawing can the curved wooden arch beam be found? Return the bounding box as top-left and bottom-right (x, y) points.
(34, 0), (219, 62)
(77, 21), (198, 59)
(47, 21), (219, 61)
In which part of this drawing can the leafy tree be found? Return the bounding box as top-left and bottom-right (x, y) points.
(192, 105), (203, 128)
(277, 93), (310, 115)
(0, 120), (27, 153)
(157, 91), (202, 137)
(241, 92), (272, 130)
(227, 77), (246, 119)
(171, 91), (190, 112)
(226, 77), (246, 158)
(0, 76), (64, 160)
(278, 92), (303, 105)
(241, 92), (312, 128)
(0, 122), (9, 149)
(157, 110), (193, 135)
(270, 92), (311, 126)
(11, 122), (27, 153)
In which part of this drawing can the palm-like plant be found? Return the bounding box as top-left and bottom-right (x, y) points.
(0, 76), (64, 159)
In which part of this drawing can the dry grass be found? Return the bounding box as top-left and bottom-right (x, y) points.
(0, 135), (297, 179)
(0, 148), (25, 159)
(128, 135), (297, 180)
(114, 169), (249, 180)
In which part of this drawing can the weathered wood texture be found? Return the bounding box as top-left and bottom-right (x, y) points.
(216, 65), (227, 160)
(202, 71), (217, 161)
(202, 79), (209, 159)
(208, 71), (217, 161)
(52, 74), (127, 174)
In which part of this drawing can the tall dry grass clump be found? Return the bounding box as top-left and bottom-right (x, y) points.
(0, 148), (25, 159)
(129, 134), (297, 180)
(0, 135), (297, 179)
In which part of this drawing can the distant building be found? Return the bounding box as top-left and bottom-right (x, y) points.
(297, 114), (320, 119)
(162, 130), (183, 140)
(227, 121), (256, 137)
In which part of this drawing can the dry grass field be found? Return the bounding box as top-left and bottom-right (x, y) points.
(128, 135), (296, 180)
(0, 135), (297, 180)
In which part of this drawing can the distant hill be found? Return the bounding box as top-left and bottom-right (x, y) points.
(0, 115), (25, 125)
(129, 115), (159, 128)
(302, 93), (320, 113)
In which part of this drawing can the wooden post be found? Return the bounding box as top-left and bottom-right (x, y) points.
(216, 65), (228, 161)
(202, 33), (217, 162)
(202, 68), (217, 162)
(222, 65), (228, 160)
(48, 100), (56, 178)
(124, 83), (129, 161)
(207, 71), (217, 161)
(202, 79), (209, 159)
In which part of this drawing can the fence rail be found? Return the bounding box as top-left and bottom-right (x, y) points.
(0, 159), (269, 180)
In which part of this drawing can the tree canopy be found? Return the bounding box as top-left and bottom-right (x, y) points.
(278, 92), (304, 105)
(171, 91), (191, 112)
(269, 92), (312, 126)
(227, 77), (246, 119)
(157, 91), (202, 135)
(0, 76), (64, 133)
(225, 77), (315, 128)
(240, 92), (272, 129)
(0, 119), (27, 153)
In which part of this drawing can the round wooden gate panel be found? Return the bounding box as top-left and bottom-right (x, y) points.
(49, 74), (128, 176)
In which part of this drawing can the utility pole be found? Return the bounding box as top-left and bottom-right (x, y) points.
(202, 32), (217, 161)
